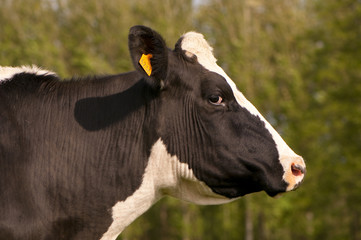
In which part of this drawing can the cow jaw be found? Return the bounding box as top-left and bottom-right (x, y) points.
(180, 32), (306, 193)
(149, 139), (232, 205)
(101, 139), (231, 240)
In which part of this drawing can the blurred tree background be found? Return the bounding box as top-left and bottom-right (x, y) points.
(1, 0), (361, 239)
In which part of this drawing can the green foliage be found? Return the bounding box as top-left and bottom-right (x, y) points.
(1, 0), (361, 239)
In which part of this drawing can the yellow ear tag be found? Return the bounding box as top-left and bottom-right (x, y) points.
(139, 53), (153, 76)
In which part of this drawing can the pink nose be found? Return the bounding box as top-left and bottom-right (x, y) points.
(291, 163), (306, 177)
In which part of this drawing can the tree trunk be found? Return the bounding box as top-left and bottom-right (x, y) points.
(245, 198), (254, 240)
(257, 211), (266, 240)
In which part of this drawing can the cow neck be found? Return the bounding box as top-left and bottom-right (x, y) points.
(101, 138), (230, 239)
(100, 139), (178, 240)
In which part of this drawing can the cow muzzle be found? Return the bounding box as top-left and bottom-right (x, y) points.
(283, 155), (306, 191)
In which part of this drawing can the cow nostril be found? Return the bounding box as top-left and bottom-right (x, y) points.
(291, 163), (305, 177)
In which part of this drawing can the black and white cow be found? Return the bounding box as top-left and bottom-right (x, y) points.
(0, 26), (305, 240)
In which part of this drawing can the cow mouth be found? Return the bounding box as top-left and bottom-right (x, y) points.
(263, 178), (289, 197)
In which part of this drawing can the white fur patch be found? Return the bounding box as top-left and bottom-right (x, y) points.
(181, 32), (305, 191)
(101, 139), (231, 240)
(0, 65), (55, 83)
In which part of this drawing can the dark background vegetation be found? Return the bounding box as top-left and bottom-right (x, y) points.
(1, 0), (361, 239)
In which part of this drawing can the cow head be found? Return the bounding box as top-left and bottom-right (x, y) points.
(128, 26), (305, 202)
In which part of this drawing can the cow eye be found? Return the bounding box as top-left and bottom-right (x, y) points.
(208, 95), (224, 106)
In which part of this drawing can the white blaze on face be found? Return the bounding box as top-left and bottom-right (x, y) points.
(0, 65), (55, 82)
(181, 32), (306, 191)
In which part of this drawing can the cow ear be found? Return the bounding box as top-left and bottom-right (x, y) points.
(128, 25), (168, 89)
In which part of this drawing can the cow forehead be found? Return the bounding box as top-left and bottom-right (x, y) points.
(180, 32), (257, 113)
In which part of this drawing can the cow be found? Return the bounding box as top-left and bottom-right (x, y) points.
(0, 25), (306, 240)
